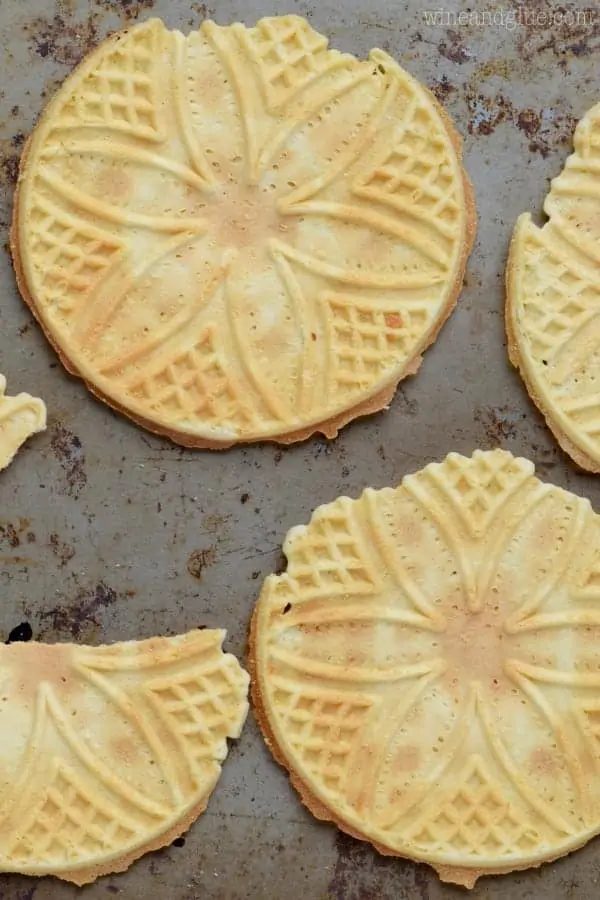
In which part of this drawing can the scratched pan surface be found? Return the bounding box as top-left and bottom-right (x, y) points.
(1, 0), (599, 898)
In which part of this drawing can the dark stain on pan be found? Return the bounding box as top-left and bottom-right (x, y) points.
(50, 423), (88, 497)
(475, 405), (519, 442)
(515, 2), (600, 60)
(465, 89), (577, 155)
(533, 449), (559, 477)
(24, 0), (213, 73)
(328, 832), (431, 899)
(516, 108), (541, 139)
(49, 532), (76, 566)
(0, 129), (25, 190)
(187, 547), (217, 580)
(466, 92), (513, 137)
(38, 77), (66, 108)
(97, 0), (156, 18)
(0, 524), (21, 549)
(437, 29), (472, 64)
(0, 518), (31, 549)
(25, 14), (102, 67)
(396, 388), (419, 416)
(0, 140), (20, 188)
(16, 886), (38, 900)
(522, 110), (577, 158)
(38, 580), (121, 639)
(429, 75), (456, 103)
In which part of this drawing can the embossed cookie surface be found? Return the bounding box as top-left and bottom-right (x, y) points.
(251, 449), (600, 886)
(13, 16), (474, 446)
(0, 629), (248, 884)
(507, 103), (600, 472)
(0, 374), (46, 471)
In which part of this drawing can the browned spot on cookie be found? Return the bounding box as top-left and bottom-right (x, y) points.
(38, 581), (118, 640)
(187, 547), (217, 580)
(49, 533), (76, 566)
(393, 514), (424, 549)
(1, 642), (75, 704)
(384, 312), (403, 329)
(530, 746), (561, 775)
(394, 744), (421, 772)
(110, 734), (140, 766)
(94, 161), (132, 205)
(50, 424), (87, 497)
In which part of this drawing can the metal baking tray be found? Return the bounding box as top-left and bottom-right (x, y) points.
(1, 1), (599, 897)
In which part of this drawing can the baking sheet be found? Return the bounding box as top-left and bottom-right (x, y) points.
(1, 0), (599, 897)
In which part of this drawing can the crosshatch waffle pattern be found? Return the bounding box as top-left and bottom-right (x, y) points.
(507, 101), (600, 471)
(253, 450), (600, 887)
(28, 197), (124, 313)
(60, 21), (163, 139)
(125, 326), (254, 431)
(16, 15), (473, 445)
(0, 374), (46, 472)
(0, 630), (249, 884)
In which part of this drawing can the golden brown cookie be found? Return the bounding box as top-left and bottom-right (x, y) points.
(0, 628), (248, 884)
(13, 16), (474, 447)
(0, 374), (46, 471)
(507, 102), (600, 472)
(252, 449), (600, 886)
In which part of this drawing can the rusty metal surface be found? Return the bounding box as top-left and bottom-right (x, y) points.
(1, 0), (600, 897)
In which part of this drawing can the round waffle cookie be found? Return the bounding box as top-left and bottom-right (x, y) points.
(251, 449), (600, 886)
(12, 16), (474, 447)
(507, 102), (600, 472)
(0, 629), (248, 884)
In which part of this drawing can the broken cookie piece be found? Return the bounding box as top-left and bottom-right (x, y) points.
(0, 373), (46, 471)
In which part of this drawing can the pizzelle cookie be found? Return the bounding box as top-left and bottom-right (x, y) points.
(0, 374), (46, 471)
(0, 628), (248, 884)
(507, 102), (600, 472)
(12, 15), (474, 447)
(251, 449), (600, 886)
